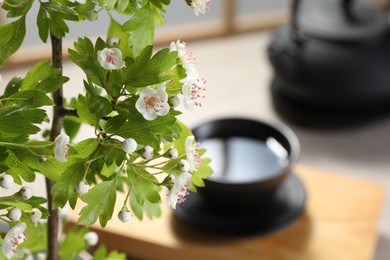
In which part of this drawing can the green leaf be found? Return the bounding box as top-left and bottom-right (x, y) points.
(101, 162), (117, 177)
(0, 105), (48, 137)
(116, 98), (180, 149)
(99, 0), (118, 10)
(38, 2), (79, 38)
(64, 116), (81, 141)
(3, 90), (53, 108)
(75, 94), (112, 126)
(59, 227), (88, 260)
(2, 0), (34, 17)
(0, 16), (26, 68)
(78, 179), (117, 227)
(123, 4), (155, 57)
(37, 5), (50, 42)
(68, 37), (107, 86)
(165, 65), (186, 95)
(10, 148), (64, 182)
(1, 77), (22, 98)
(52, 160), (86, 209)
(107, 17), (132, 58)
(104, 115), (127, 134)
(74, 94), (97, 125)
(0, 195), (47, 211)
(73, 138), (100, 159)
(2, 150), (35, 184)
(93, 245), (127, 260)
(144, 199), (161, 219)
(21, 60), (68, 93)
(20, 222), (47, 252)
(124, 46), (177, 88)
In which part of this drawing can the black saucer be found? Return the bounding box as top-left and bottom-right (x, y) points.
(173, 174), (306, 237)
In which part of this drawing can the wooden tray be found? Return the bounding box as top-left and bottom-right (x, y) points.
(84, 165), (384, 260)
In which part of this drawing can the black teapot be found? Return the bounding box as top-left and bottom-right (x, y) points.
(268, 0), (390, 127)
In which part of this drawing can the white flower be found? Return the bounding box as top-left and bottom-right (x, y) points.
(142, 145), (154, 160)
(8, 208), (22, 221)
(30, 208), (42, 224)
(191, 0), (211, 16)
(185, 136), (202, 172)
(135, 86), (169, 120)
(84, 232), (99, 246)
(68, 0), (86, 4)
(168, 95), (180, 108)
(0, 174), (14, 189)
(106, 36), (119, 47)
(54, 133), (70, 163)
(76, 181), (90, 195)
(97, 48), (125, 70)
(168, 148), (178, 159)
(59, 206), (72, 223)
(118, 209), (132, 223)
(170, 40), (197, 73)
(168, 172), (192, 209)
(122, 138), (137, 154)
(182, 77), (206, 110)
(20, 186), (33, 200)
(1, 222), (27, 259)
(180, 159), (190, 172)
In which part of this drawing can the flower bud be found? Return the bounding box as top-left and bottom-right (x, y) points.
(20, 186), (33, 200)
(54, 133), (70, 163)
(0, 174), (14, 189)
(180, 159), (190, 172)
(84, 231), (99, 246)
(76, 181), (90, 195)
(168, 95), (180, 108)
(86, 9), (98, 21)
(118, 209), (132, 223)
(121, 138), (137, 154)
(8, 208), (22, 221)
(30, 208), (42, 224)
(106, 36), (120, 47)
(168, 148), (178, 159)
(142, 145), (153, 160)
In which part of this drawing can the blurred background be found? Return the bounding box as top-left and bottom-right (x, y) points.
(1, 0), (389, 259)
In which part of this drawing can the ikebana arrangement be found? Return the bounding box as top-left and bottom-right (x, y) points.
(0, 0), (212, 258)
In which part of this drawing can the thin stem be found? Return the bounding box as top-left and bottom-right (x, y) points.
(46, 34), (64, 260)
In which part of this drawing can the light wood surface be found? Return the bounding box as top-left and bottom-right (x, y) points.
(78, 165), (384, 260)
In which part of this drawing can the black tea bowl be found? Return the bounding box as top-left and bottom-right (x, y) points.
(192, 117), (300, 214)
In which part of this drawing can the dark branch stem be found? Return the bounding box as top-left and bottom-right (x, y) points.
(47, 34), (64, 260)
(64, 108), (78, 117)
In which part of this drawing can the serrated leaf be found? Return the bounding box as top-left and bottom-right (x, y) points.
(2, 0), (33, 17)
(52, 160), (86, 209)
(123, 4), (154, 57)
(3, 90), (53, 108)
(64, 116), (81, 141)
(129, 190), (143, 220)
(1, 77), (22, 98)
(21, 60), (68, 93)
(3, 150), (36, 184)
(0, 16), (26, 68)
(116, 98), (180, 149)
(78, 179), (117, 227)
(124, 46), (177, 87)
(37, 5), (50, 42)
(68, 37), (107, 86)
(104, 115), (127, 134)
(108, 17), (132, 58)
(0, 105), (48, 137)
(144, 199), (161, 219)
(101, 162), (117, 177)
(74, 94), (97, 125)
(73, 138), (100, 159)
(10, 148), (64, 182)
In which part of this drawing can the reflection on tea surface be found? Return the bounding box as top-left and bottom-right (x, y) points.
(202, 137), (289, 183)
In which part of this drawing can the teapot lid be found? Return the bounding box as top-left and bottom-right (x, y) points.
(296, 0), (389, 43)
